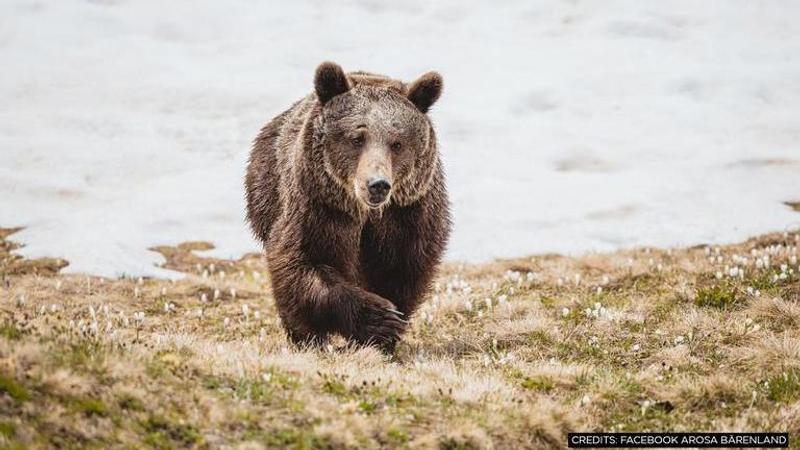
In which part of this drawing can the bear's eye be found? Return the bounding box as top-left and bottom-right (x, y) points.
(351, 135), (365, 147)
(390, 142), (402, 153)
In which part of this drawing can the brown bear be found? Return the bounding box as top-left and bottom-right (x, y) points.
(245, 62), (451, 352)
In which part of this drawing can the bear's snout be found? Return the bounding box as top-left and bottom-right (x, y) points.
(355, 145), (393, 208)
(366, 178), (391, 206)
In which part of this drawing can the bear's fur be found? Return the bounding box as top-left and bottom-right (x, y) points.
(245, 62), (450, 351)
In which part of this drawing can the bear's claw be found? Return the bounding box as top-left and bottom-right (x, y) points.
(386, 307), (405, 316)
(353, 297), (407, 352)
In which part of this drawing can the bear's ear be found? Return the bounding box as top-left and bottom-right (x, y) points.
(406, 71), (443, 113)
(314, 61), (350, 105)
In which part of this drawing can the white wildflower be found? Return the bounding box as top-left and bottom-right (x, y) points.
(498, 352), (515, 365)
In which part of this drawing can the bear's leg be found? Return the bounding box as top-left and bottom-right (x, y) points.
(270, 262), (406, 352)
(266, 200), (410, 352)
(284, 326), (328, 349)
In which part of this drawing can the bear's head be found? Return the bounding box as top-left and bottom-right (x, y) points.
(312, 61), (443, 211)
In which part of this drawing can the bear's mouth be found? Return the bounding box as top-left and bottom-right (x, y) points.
(365, 195), (389, 209)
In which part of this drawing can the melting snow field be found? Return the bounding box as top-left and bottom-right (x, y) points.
(1, 1), (799, 277)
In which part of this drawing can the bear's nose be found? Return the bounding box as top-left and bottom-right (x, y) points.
(367, 178), (391, 200)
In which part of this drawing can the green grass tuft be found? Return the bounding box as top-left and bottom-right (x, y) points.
(0, 420), (16, 438)
(249, 427), (331, 449)
(0, 323), (23, 341)
(142, 415), (202, 448)
(695, 284), (739, 309)
(764, 370), (800, 403)
(72, 397), (108, 417)
(0, 374), (31, 403)
(117, 394), (145, 411)
(387, 427), (410, 445)
(320, 374), (348, 397)
(520, 376), (555, 393)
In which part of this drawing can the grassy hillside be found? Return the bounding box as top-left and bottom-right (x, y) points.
(1, 226), (799, 449)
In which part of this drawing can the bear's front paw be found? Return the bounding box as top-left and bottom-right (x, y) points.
(354, 294), (407, 352)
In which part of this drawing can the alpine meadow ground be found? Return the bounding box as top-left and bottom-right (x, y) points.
(1, 226), (799, 449)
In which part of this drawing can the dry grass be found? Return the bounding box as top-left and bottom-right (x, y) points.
(1, 226), (799, 449)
